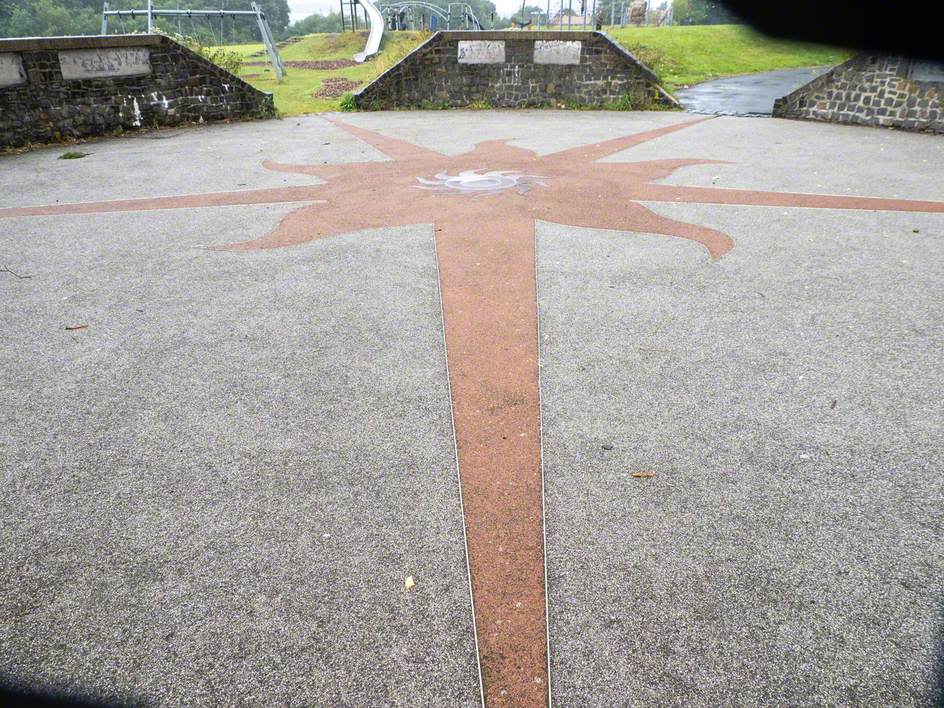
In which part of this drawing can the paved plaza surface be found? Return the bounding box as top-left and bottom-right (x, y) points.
(1, 111), (943, 706)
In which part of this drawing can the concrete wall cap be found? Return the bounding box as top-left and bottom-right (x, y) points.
(0, 34), (166, 52)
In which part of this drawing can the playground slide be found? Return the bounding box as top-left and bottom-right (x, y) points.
(353, 0), (384, 63)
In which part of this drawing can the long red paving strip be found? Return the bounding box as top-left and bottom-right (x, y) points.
(436, 215), (547, 707)
(0, 186), (327, 218)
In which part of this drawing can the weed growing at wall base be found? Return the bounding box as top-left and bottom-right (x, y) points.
(604, 93), (635, 110)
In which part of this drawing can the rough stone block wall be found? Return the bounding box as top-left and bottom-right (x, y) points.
(354, 31), (676, 109)
(773, 54), (943, 134)
(0, 35), (275, 149)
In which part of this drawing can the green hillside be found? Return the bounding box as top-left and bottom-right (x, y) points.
(225, 25), (851, 115)
(608, 24), (851, 88)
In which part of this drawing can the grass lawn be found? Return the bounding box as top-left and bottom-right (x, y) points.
(226, 31), (425, 115)
(606, 24), (852, 89)
(227, 25), (850, 115)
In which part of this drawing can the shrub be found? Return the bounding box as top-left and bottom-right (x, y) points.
(159, 30), (244, 76)
(339, 92), (357, 111)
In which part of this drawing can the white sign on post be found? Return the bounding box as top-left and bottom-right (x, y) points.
(59, 48), (151, 80)
(0, 53), (27, 88)
(457, 41), (506, 64)
(534, 40), (582, 65)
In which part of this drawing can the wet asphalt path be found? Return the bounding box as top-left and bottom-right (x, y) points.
(676, 66), (832, 116)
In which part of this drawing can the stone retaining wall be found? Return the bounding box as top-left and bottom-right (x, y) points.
(0, 34), (275, 149)
(773, 54), (943, 133)
(354, 31), (676, 109)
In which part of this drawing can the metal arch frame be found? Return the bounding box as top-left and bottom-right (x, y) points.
(383, 6), (429, 31)
(101, 0), (286, 81)
(382, 1), (449, 23)
(447, 2), (482, 29)
(379, 0), (482, 30)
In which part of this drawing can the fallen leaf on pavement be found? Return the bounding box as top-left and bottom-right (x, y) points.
(65, 324), (88, 331)
(631, 471), (656, 478)
(404, 576), (415, 590)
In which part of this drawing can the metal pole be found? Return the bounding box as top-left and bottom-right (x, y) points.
(545, 0), (550, 27)
(251, 2), (284, 81)
(147, 0), (153, 32)
(610, 0), (614, 26)
(102, 1), (109, 34)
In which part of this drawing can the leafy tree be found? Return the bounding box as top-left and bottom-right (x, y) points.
(0, 0), (291, 41)
(670, 0), (689, 23)
(284, 11), (344, 37)
(673, 0), (737, 24)
(1, 0), (100, 37)
(508, 4), (546, 25)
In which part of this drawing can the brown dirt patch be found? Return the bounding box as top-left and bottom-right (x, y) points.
(289, 59), (358, 70)
(314, 77), (363, 97)
(244, 59), (358, 70)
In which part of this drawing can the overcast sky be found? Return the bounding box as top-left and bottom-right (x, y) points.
(288, 0), (525, 22)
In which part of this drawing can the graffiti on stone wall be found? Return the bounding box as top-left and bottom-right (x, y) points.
(58, 48), (151, 80)
(533, 40), (581, 65)
(457, 40), (505, 64)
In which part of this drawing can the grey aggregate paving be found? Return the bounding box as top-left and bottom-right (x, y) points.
(0, 205), (479, 705)
(608, 115), (944, 201)
(539, 205), (944, 705)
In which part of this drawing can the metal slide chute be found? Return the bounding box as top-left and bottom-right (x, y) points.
(353, 0), (384, 63)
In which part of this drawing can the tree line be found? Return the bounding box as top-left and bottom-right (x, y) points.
(0, 0), (737, 41)
(285, 0), (735, 35)
(0, 0), (291, 42)
(283, 0), (504, 36)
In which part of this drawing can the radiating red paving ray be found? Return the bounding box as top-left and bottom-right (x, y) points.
(0, 186), (327, 218)
(436, 214), (546, 707)
(4, 115), (944, 707)
(634, 182), (944, 212)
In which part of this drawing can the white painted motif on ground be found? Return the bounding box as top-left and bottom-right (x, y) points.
(415, 170), (547, 195)
(533, 40), (582, 65)
(457, 41), (505, 64)
(0, 53), (26, 88)
(58, 48), (151, 80)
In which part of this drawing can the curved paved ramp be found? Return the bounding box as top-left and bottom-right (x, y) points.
(1, 111), (943, 706)
(676, 66), (831, 115)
